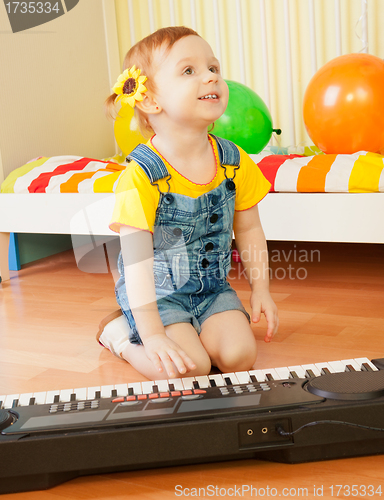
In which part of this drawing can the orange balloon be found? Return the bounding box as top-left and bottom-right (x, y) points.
(303, 53), (384, 154)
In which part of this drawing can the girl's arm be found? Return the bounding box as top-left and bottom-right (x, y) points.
(233, 205), (279, 342)
(120, 225), (196, 376)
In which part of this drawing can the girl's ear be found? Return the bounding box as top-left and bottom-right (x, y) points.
(136, 93), (162, 115)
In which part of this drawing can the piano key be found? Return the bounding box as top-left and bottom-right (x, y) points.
(113, 384), (128, 397)
(46, 390), (60, 405)
(288, 365), (306, 378)
(181, 377), (196, 390)
(355, 357), (378, 371)
(0, 396), (5, 409)
(341, 358), (361, 372)
(167, 378), (184, 391)
(235, 371), (252, 384)
(262, 368), (280, 381)
(152, 385), (159, 393)
(223, 373), (240, 386)
(86, 387), (101, 400)
(328, 360), (351, 373)
(94, 391), (101, 400)
(128, 382), (142, 395)
(194, 375), (211, 388)
(301, 364), (321, 377)
(33, 392), (47, 405)
(209, 374), (225, 387)
(73, 387), (88, 401)
(18, 393), (34, 406)
(29, 397), (36, 406)
(154, 380), (171, 392)
(315, 362), (336, 375)
(59, 389), (74, 402)
(141, 381), (156, 394)
(248, 370), (266, 382)
(100, 385), (115, 399)
(192, 381), (200, 389)
(274, 367), (292, 380)
(4, 394), (20, 409)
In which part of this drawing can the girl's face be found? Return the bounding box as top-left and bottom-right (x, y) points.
(152, 35), (229, 129)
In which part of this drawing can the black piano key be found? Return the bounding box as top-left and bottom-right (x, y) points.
(224, 377), (232, 386)
(152, 385), (159, 393)
(321, 368), (331, 375)
(361, 362), (374, 372)
(209, 379), (217, 387)
(29, 397), (36, 406)
(111, 389), (118, 398)
(95, 391), (101, 399)
(345, 364), (356, 372)
(371, 358), (384, 371)
(192, 381), (200, 389)
(70, 393), (77, 402)
(168, 383), (175, 392)
(53, 394), (60, 404)
(305, 369), (315, 378)
(265, 373), (274, 381)
(250, 375), (257, 383)
(128, 387), (134, 396)
(12, 399), (19, 408)
(289, 371), (299, 379)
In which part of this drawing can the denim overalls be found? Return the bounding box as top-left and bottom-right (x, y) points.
(115, 135), (249, 344)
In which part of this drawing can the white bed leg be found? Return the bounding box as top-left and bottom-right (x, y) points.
(0, 232), (10, 282)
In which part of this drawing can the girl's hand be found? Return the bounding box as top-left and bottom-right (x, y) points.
(143, 334), (197, 378)
(250, 290), (279, 343)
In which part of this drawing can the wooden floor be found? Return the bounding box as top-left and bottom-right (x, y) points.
(1, 241), (384, 499)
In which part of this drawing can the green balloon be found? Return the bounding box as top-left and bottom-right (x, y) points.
(213, 80), (273, 153)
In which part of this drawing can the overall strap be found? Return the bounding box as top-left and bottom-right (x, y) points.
(126, 144), (169, 183)
(210, 134), (241, 166)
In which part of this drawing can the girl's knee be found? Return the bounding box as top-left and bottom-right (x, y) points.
(216, 341), (257, 373)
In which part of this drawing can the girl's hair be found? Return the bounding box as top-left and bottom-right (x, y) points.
(105, 26), (200, 138)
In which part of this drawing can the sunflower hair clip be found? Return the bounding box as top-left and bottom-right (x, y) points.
(112, 65), (147, 108)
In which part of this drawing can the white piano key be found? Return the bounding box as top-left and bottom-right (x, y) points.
(248, 369), (266, 382)
(328, 360), (349, 373)
(73, 387), (88, 401)
(262, 368), (280, 381)
(141, 381), (156, 394)
(274, 367), (292, 380)
(222, 373), (240, 385)
(59, 389), (74, 402)
(86, 386), (101, 400)
(113, 384), (128, 397)
(167, 378), (184, 391)
(288, 365), (306, 378)
(128, 382), (143, 395)
(4, 394), (19, 409)
(209, 373), (225, 386)
(301, 364), (321, 377)
(18, 393), (33, 406)
(342, 358), (361, 372)
(315, 362), (336, 374)
(33, 392), (47, 405)
(355, 357), (378, 371)
(234, 371), (252, 384)
(100, 385), (114, 399)
(194, 375), (211, 388)
(181, 377), (196, 390)
(46, 390), (60, 404)
(154, 380), (171, 392)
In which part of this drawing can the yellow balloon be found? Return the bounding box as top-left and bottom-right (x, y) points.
(114, 105), (146, 156)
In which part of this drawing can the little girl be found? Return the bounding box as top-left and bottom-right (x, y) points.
(98, 26), (279, 380)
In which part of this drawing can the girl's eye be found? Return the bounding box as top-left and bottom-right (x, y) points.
(184, 67), (194, 75)
(209, 66), (219, 73)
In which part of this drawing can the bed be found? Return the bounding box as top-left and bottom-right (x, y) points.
(1, 150), (384, 282)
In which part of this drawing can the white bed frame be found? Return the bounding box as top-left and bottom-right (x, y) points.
(1, 191), (383, 282)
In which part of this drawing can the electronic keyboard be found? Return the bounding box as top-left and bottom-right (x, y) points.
(2, 357), (384, 494)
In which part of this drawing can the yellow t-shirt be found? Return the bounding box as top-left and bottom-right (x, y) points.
(110, 135), (271, 234)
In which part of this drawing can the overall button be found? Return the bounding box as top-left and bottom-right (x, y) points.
(210, 213), (218, 223)
(211, 195), (219, 205)
(226, 179), (236, 191)
(205, 242), (214, 252)
(173, 227), (182, 237)
(164, 194), (174, 204)
(201, 258), (210, 268)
